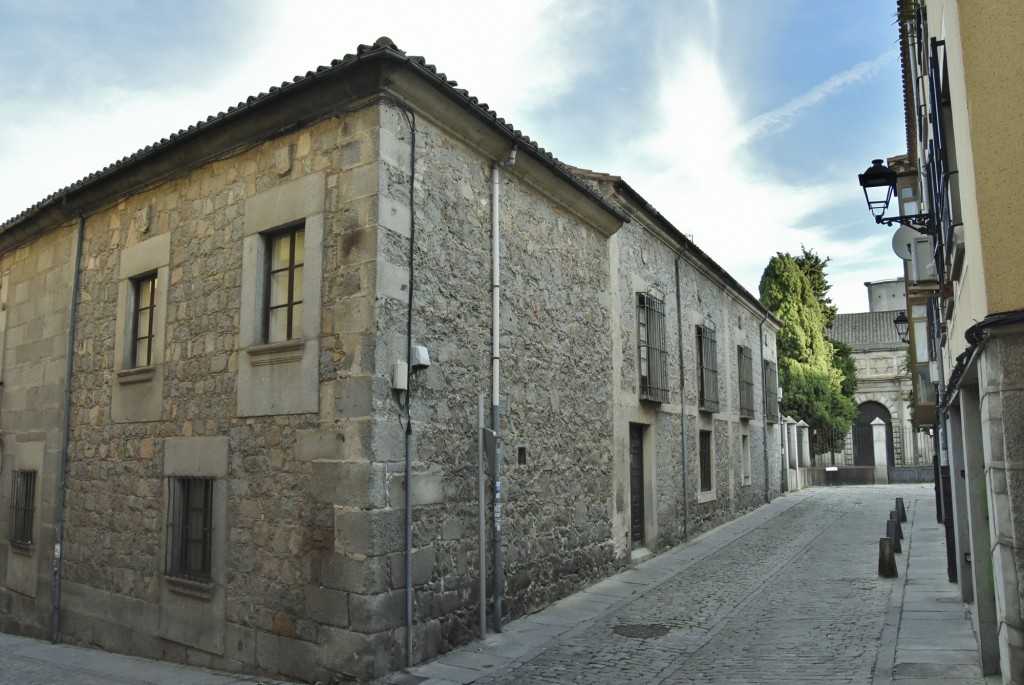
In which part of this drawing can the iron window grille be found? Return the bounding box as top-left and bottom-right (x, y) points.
(697, 324), (720, 412)
(764, 360), (780, 424)
(10, 470), (36, 548)
(132, 273), (157, 367)
(167, 477), (214, 583)
(637, 292), (669, 403)
(738, 345), (755, 419)
(265, 225), (305, 344)
(699, 430), (713, 492)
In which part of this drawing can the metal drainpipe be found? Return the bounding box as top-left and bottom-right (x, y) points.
(674, 252), (690, 541)
(759, 312), (771, 504)
(399, 108), (418, 666)
(490, 145), (516, 632)
(52, 206), (85, 642)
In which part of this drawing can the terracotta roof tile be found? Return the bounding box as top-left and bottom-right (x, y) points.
(830, 311), (906, 348)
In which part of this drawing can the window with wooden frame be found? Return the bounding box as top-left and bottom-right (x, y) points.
(764, 360), (780, 424)
(131, 273), (157, 367)
(9, 470), (36, 549)
(738, 345), (755, 419)
(697, 324), (720, 412)
(265, 225), (305, 344)
(637, 292), (669, 403)
(167, 477), (214, 583)
(699, 430), (713, 492)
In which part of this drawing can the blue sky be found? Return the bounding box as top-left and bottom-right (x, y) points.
(0, 0), (907, 313)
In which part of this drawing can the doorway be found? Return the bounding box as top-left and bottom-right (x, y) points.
(853, 401), (894, 469)
(629, 423), (645, 549)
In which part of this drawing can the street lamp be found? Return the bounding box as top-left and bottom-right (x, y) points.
(893, 311), (910, 344)
(857, 159), (935, 236)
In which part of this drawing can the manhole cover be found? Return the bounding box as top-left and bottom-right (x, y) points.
(613, 623), (669, 638)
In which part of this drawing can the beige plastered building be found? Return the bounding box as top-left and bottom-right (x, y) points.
(892, 2), (1024, 681)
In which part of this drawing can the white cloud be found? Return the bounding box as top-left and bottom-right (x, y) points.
(0, 0), (903, 315)
(235, 0), (581, 128)
(599, 36), (901, 313)
(0, 0), (583, 222)
(732, 50), (899, 147)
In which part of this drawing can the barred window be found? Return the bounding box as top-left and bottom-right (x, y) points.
(10, 470), (36, 548)
(738, 345), (755, 419)
(132, 273), (157, 367)
(265, 225), (305, 343)
(697, 325), (720, 412)
(764, 360), (780, 424)
(699, 430), (713, 492)
(638, 292), (669, 403)
(167, 477), (214, 583)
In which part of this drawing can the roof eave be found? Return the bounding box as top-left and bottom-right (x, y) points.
(2, 40), (625, 248)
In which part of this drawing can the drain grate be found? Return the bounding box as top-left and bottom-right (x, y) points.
(613, 623), (669, 638)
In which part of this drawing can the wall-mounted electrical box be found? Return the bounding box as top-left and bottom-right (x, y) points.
(411, 345), (431, 370)
(392, 361), (409, 391)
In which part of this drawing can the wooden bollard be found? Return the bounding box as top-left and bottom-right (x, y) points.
(890, 511), (904, 540)
(896, 497), (907, 523)
(879, 537), (898, 578)
(887, 519), (902, 553)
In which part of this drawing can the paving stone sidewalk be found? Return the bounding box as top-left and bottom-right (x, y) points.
(0, 631), (300, 685)
(382, 485), (997, 685)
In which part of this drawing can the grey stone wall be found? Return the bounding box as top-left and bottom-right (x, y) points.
(592, 178), (781, 548)
(369, 102), (622, 662)
(56, 112), (383, 683)
(0, 92), (781, 685)
(0, 224), (77, 637)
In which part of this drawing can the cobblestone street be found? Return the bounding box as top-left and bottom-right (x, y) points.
(392, 485), (993, 685)
(0, 485), (992, 684)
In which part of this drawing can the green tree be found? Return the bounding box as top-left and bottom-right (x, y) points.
(832, 340), (858, 397)
(759, 253), (857, 449)
(794, 246), (838, 329)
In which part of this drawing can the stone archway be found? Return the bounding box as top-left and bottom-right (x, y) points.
(853, 401), (894, 469)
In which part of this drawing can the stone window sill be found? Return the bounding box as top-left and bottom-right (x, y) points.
(246, 339), (304, 367)
(116, 366), (156, 385)
(697, 489), (717, 504)
(9, 542), (33, 556)
(165, 575), (214, 600)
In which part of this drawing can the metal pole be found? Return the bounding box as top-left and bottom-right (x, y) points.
(52, 209), (85, 642)
(759, 312), (771, 504)
(492, 408), (502, 632)
(674, 253), (689, 541)
(477, 395), (486, 638)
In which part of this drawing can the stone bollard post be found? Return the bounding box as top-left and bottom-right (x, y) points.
(890, 511), (904, 540)
(871, 418), (889, 484)
(796, 420), (810, 468)
(887, 519), (902, 553)
(896, 497), (907, 522)
(879, 537), (898, 578)
(785, 417), (799, 489)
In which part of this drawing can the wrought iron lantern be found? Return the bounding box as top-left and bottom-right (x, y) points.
(893, 311), (910, 344)
(857, 159), (935, 236)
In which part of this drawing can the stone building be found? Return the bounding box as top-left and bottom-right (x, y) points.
(828, 279), (931, 482)
(0, 38), (781, 682)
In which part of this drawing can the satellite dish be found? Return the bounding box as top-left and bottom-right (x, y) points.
(891, 225), (915, 260)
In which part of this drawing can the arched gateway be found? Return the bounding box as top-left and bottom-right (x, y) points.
(852, 401), (894, 470)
